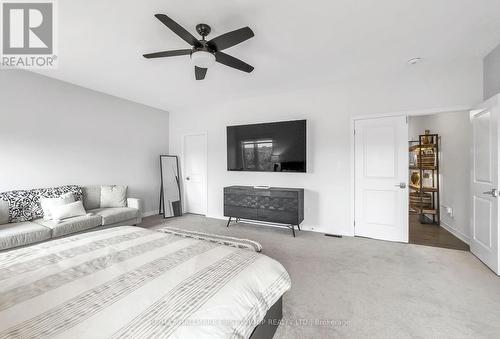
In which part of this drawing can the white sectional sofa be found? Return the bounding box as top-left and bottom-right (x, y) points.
(0, 185), (142, 251)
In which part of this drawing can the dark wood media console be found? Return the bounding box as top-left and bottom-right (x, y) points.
(224, 186), (304, 237)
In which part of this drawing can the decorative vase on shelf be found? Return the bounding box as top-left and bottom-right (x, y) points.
(411, 172), (420, 186)
(422, 130), (431, 144)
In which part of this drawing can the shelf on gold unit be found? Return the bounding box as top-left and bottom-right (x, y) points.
(410, 166), (437, 170)
(409, 184), (438, 192)
(410, 205), (432, 209)
(409, 207), (438, 215)
(409, 144), (437, 152)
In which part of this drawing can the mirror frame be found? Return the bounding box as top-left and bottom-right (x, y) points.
(159, 155), (182, 218)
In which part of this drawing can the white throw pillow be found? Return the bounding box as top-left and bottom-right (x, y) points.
(100, 185), (127, 208)
(51, 201), (87, 222)
(40, 193), (75, 220)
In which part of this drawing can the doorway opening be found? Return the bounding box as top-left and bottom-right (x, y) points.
(408, 112), (469, 251)
(353, 111), (470, 250)
(354, 97), (499, 273)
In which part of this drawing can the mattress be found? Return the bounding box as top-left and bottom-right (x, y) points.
(0, 226), (291, 339)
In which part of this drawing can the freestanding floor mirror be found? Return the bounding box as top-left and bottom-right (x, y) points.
(159, 155), (182, 218)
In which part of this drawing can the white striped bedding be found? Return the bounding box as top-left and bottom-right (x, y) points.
(0, 226), (291, 339)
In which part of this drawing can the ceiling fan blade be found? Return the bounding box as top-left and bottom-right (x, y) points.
(143, 49), (192, 59)
(195, 66), (208, 80)
(207, 27), (254, 51)
(215, 52), (254, 73)
(154, 14), (201, 47)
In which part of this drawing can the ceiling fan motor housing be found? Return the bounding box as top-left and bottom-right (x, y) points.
(196, 24), (211, 38)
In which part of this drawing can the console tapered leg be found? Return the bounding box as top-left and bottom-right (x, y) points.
(291, 224), (296, 237)
(226, 217), (232, 227)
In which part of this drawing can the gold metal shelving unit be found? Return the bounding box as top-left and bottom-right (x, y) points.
(409, 133), (440, 225)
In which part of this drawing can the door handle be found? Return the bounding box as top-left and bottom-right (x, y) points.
(483, 188), (498, 197)
(395, 182), (406, 189)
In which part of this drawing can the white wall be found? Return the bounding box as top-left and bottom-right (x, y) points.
(484, 42), (500, 100)
(169, 60), (483, 236)
(0, 70), (169, 214)
(409, 112), (471, 243)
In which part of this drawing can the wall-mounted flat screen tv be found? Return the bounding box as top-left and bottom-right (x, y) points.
(227, 119), (306, 172)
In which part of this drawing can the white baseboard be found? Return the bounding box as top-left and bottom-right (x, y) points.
(142, 210), (158, 218)
(205, 214), (226, 221)
(440, 220), (470, 245)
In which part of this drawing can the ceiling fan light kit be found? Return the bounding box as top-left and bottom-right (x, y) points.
(191, 50), (216, 68)
(143, 15), (255, 80)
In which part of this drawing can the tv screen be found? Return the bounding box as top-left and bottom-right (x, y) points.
(227, 120), (306, 172)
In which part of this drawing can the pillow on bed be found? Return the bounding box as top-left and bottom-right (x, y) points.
(50, 201), (87, 223)
(40, 193), (75, 220)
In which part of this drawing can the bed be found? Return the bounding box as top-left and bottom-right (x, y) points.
(0, 226), (291, 339)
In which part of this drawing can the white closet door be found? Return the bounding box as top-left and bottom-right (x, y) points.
(470, 95), (499, 275)
(183, 134), (207, 215)
(355, 116), (409, 242)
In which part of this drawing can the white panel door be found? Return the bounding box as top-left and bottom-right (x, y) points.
(355, 116), (408, 242)
(470, 95), (499, 275)
(183, 134), (207, 215)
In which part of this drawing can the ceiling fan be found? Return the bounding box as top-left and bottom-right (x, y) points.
(143, 14), (255, 80)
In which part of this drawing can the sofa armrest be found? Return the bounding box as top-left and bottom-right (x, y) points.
(127, 198), (143, 225)
(127, 198), (142, 211)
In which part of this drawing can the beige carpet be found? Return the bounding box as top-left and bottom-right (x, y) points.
(140, 214), (500, 339)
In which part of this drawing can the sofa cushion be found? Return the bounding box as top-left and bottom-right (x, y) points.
(32, 215), (102, 238)
(82, 186), (101, 210)
(90, 207), (138, 226)
(100, 186), (127, 208)
(0, 222), (51, 251)
(0, 200), (8, 225)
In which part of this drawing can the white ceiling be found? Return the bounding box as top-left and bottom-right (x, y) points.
(34, 0), (500, 112)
